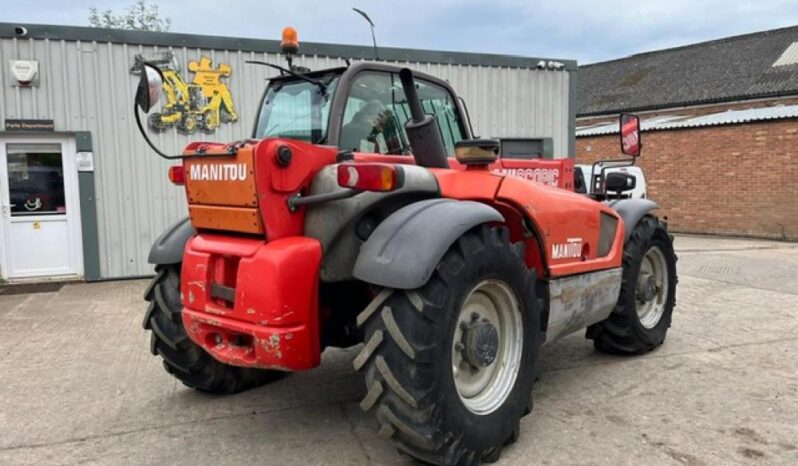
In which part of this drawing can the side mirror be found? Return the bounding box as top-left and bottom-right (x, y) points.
(620, 113), (641, 157)
(135, 63), (163, 113)
(605, 172), (636, 192)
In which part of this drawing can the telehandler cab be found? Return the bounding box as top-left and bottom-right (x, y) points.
(136, 28), (676, 465)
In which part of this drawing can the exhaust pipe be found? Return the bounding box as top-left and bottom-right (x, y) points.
(399, 68), (449, 168)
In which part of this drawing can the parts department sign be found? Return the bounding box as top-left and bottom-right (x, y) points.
(5, 119), (55, 131)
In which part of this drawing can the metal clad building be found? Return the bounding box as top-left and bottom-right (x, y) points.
(0, 23), (576, 280)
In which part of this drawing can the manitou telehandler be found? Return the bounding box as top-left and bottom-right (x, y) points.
(136, 28), (676, 465)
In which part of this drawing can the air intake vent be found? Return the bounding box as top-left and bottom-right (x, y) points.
(773, 42), (798, 67)
(597, 213), (619, 257)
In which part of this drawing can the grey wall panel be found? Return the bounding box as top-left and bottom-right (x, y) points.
(1, 36), (572, 278)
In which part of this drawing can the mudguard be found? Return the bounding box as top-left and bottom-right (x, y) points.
(608, 198), (659, 241)
(353, 199), (504, 289)
(147, 217), (196, 265)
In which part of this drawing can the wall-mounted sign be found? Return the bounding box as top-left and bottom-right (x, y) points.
(9, 60), (39, 87)
(76, 152), (94, 172)
(132, 53), (238, 135)
(5, 119), (55, 131)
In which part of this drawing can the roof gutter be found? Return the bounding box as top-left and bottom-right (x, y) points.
(0, 22), (577, 71)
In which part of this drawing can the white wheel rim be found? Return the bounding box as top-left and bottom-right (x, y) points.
(636, 246), (669, 329)
(451, 280), (523, 415)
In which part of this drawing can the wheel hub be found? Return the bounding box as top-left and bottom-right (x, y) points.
(462, 319), (499, 367)
(637, 273), (658, 302)
(451, 280), (523, 415)
(635, 246), (670, 329)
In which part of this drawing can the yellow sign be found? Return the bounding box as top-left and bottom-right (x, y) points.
(33, 222), (41, 230)
(147, 56), (238, 135)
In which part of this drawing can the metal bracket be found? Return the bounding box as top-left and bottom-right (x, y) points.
(210, 282), (235, 303)
(286, 189), (359, 212)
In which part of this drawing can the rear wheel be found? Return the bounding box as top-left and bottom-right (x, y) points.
(587, 216), (677, 354)
(355, 226), (543, 465)
(143, 264), (283, 394)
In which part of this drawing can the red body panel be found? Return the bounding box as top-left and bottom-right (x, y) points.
(181, 234), (322, 370)
(432, 167), (504, 201)
(252, 139), (338, 239)
(354, 152), (575, 190)
(497, 175), (624, 277)
(433, 165), (624, 278)
(493, 157), (575, 190)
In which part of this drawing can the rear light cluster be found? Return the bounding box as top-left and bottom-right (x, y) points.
(336, 163), (404, 192)
(170, 161), (406, 193)
(168, 165), (185, 185)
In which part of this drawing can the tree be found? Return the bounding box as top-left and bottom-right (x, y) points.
(89, 0), (171, 32)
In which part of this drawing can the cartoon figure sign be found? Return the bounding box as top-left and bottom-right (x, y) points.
(143, 55), (238, 135)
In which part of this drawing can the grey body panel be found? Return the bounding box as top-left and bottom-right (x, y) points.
(608, 198), (659, 241)
(305, 164), (439, 282)
(544, 267), (623, 344)
(147, 217), (196, 265)
(353, 199), (504, 289)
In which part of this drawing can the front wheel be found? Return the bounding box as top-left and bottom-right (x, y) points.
(587, 216), (677, 354)
(177, 114), (198, 135)
(143, 264), (283, 394)
(355, 225), (543, 465)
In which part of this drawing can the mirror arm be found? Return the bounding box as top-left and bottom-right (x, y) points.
(134, 106), (238, 160)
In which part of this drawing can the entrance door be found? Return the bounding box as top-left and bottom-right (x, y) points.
(0, 137), (83, 279)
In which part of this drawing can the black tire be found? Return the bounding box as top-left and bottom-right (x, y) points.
(587, 216), (677, 354)
(355, 225), (543, 465)
(147, 112), (168, 133)
(143, 264), (283, 394)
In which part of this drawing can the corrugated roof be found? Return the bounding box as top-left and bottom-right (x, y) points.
(576, 105), (798, 136)
(773, 42), (798, 66)
(578, 26), (798, 116)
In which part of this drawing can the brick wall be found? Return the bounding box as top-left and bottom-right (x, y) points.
(576, 119), (798, 240)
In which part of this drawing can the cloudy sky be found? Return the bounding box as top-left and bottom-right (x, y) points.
(2, 0), (798, 63)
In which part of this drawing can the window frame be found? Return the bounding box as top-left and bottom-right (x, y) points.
(327, 63), (471, 151)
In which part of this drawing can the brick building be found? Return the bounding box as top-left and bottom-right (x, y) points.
(576, 26), (798, 240)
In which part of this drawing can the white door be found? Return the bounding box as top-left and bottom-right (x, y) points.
(0, 137), (83, 279)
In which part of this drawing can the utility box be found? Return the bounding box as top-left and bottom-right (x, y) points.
(497, 138), (554, 159)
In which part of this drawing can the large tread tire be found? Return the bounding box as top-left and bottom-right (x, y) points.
(587, 216), (677, 354)
(355, 225), (543, 465)
(143, 264), (283, 394)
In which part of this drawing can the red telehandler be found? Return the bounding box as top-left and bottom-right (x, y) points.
(136, 28), (676, 465)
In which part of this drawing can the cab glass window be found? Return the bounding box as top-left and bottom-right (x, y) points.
(340, 72), (408, 154)
(392, 75), (464, 155)
(255, 74), (339, 143)
(339, 71), (464, 155)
